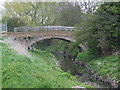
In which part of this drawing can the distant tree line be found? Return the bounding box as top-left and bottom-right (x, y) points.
(1, 0), (119, 56)
(1, 0), (99, 31)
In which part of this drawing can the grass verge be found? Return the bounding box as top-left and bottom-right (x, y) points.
(1, 42), (92, 88)
(76, 51), (119, 84)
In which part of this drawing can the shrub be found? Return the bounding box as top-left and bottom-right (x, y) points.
(76, 51), (96, 61)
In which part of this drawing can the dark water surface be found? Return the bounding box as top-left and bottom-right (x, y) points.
(52, 52), (109, 88)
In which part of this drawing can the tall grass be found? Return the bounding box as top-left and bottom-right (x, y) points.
(1, 42), (92, 88)
(77, 51), (119, 84)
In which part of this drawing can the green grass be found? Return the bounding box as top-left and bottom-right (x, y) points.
(76, 51), (119, 84)
(0, 36), (4, 40)
(1, 42), (92, 88)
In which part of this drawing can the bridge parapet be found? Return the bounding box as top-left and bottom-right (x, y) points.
(14, 26), (78, 32)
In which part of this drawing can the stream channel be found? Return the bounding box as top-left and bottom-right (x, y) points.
(49, 50), (111, 88)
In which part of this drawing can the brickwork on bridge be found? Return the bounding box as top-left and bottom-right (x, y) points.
(3, 31), (72, 38)
(3, 31), (76, 48)
(2, 26), (87, 51)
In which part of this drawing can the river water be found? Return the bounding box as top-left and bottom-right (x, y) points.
(52, 52), (110, 88)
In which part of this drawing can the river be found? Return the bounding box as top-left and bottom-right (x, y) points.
(51, 51), (110, 88)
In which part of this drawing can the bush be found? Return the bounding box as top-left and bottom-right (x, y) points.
(2, 17), (25, 32)
(76, 51), (96, 61)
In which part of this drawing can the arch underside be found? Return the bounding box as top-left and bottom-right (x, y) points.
(25, 36), (86, 51)
(27, 36), (75, 47)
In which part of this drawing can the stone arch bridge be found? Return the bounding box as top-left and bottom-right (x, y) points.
(3, 26), (87, 51)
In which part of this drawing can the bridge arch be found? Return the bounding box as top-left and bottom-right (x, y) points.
(4, 28), (87, 51)
(26, 36), (87, 52)
(27, 36), (75, 47)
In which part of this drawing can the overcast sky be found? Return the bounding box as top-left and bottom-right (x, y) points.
(0, 0), (6, 9)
